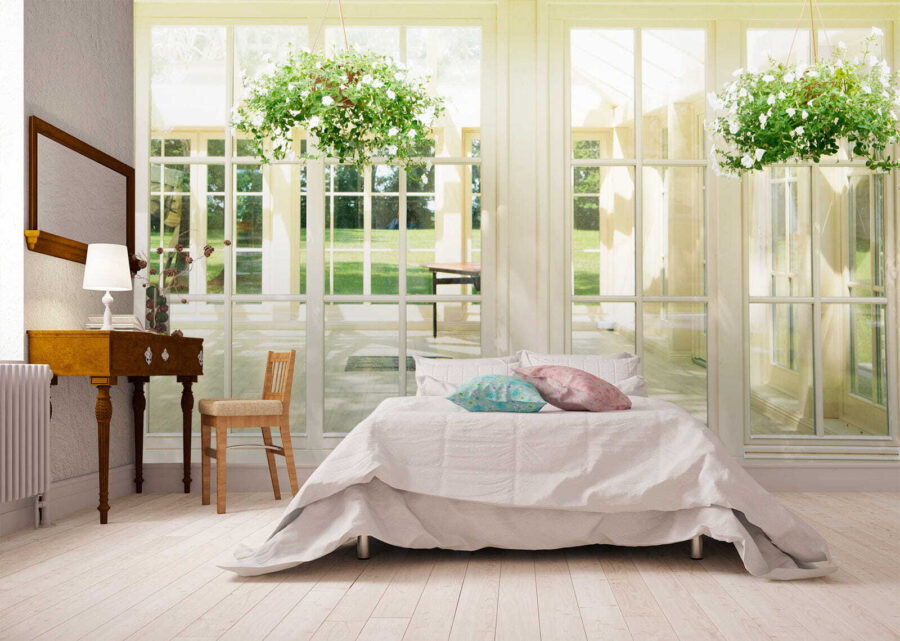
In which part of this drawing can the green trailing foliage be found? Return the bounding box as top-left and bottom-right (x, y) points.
(232, 47), (445, 167)
(708, 32), (900, 176)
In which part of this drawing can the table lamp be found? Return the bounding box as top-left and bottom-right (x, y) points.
(82, 243), (132, 330)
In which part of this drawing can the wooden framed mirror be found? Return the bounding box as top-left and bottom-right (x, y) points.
(25, 116), (135, 265)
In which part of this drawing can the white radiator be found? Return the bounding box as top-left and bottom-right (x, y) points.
(0, 364), (52, 515)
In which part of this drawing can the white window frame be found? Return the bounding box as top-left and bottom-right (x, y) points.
(135, 4), (498, 463)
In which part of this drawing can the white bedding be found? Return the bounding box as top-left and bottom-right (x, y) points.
(222, 396), (836, 579)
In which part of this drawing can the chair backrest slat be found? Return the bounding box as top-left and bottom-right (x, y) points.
(262, 350), (296, 411)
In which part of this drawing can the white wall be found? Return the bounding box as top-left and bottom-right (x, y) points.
(23, 0), (135, 481)
(0, 0), (25, 362)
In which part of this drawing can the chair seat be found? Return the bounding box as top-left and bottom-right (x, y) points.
(199, 398), (283, 417)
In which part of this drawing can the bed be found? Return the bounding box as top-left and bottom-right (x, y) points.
(221, 364), (836, 579)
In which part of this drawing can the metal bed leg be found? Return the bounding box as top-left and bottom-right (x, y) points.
(357, 535), (370, 560)
(690, 535), (704, 560)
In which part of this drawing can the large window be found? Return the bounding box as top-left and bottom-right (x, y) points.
(142, 21), (486, 439)
(746, 28), (892, 439)
(568, 28), (709, 423)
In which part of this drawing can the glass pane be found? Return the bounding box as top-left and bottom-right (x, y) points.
(643, 302), (707, 423)
(817, 168), (885, 298)
(164, 139), (190, 157)
(151, 27), (226, 131)
(236, 252), (262, 294)
(329, 165), (363, 193)
(236, 196), (262, 246)
(571, 302), (635, 355)
(373, 165), (399, 193)
(749, 303), (815, 435)
(324, 303), (400, 433)
(235, 26), (308, 106)
(642, 29), (705, 159)
(407, 302), (481, 394)
(819, 28), (884, 60)
(232, 302), (306, 434)
(572, 166), (634, 296)
(205, 194), (225, 294)
(571, 29), (634, 159)
(747, 167), (812, 297)
(156, 194), (191, 248)
(207, 165), (225, 192)
(326, 26), (400, 57)
(822, 304), (888, 435)
(746, 29), (810, 72)
(642, 166), (705, 296)
(407, 27), (482, 156)
(207, 139), (225, 156)
(372, 196), (400, 295)
(237, 165), (262, 192)
(148, 302), (225, 433)
(327, 195), (364, 295)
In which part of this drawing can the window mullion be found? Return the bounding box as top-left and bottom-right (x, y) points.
(634, 28), (644, 365)
(810, 168), (824, 437)
(224, 24), (235, 399)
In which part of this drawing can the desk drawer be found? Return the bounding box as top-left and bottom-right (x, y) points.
(111, 333), (204, 377)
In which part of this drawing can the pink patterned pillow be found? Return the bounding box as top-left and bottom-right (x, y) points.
(514, 365), (632, 412)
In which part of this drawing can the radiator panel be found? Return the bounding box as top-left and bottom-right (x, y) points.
(0, 364), (52, 504)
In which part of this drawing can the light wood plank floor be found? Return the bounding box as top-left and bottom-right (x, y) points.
(0, 492), (897, 641)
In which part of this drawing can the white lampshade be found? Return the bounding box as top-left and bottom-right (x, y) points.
(83, 243), (132, 292)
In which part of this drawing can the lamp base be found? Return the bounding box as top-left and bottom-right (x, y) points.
(101, 291), (114, 331)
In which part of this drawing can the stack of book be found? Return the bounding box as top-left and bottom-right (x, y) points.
(84, 315), (145, 331)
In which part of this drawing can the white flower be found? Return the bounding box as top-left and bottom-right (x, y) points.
(732, 67), (744, 77)
(322, 96), (334, 106)
(394, 72), (405, 81)
(407, 130), (417, 138)
(388, 127), (399, 137)
(300, 90), (309, 98)
(386, 89), (396, 99)
(759, 113), (768, 128)
(806, 70), (818, 78)
(707, 92), (721, 110)
(872, 26), (884, 37)
(385, 145), (398, 156)
(738, 88), (748, 99)
(361, 74), (373, 85)
(372, 79), (384, 88)
(767, 94), (776, 105)
(762, 74), (775, 82)
(290, 110), (301, 117)
(308, 115), (320, 128)
(863, 85), (872, 94)
(792, 126), (804, 136)
(415, 106), (436, 124)
(729, 121), (740, 134)
(784, 72), (796, 83)
(834, 117), (839, 124)
(778, 91), (786, 100)
(890, 111), (898, 121)
(866, 54), (879, 67)
(315, 61), (322, 69)
(802, 110), (809, 119)
(787, 107), (796, 117)
(741, 154), (754, 168)
(754, 148), (765, 161)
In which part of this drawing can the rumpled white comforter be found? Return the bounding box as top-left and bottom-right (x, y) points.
(222, 396), (836, 579)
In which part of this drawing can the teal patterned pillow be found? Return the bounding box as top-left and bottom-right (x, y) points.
(447, 375), (546, 413)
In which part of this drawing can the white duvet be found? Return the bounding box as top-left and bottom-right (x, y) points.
(222, 396), (836, 580)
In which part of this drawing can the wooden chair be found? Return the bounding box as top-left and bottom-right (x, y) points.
(199, 350), (299, 513)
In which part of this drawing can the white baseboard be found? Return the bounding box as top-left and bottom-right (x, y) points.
(0, 464), (136, 536)
(140, 460), (900, 495)
(142, 462), (316, 494)
(742, 460), (900, 492)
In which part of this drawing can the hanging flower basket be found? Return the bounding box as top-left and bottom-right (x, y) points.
(707, 32), (900, 176)
(232, 47), (445, 167)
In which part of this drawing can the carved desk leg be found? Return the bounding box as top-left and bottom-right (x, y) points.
(178, 376), (197, 494)
(129, 377), (149, 493)
(91, 376), (116, 524)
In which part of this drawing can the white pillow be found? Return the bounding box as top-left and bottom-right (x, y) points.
(413, 355), (519, 396)
(615, 375), (648, 397)
(516, 350), (640, 384)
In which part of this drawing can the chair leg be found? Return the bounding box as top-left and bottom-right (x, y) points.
(279, 420), (299, 496)
(261, 426), (281, 500)
(216, 425), (227, 514)
(201, 420), (211, 506)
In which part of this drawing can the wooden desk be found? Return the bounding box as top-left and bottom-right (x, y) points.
(421, 263), (481, 337)
(27, 331), (203, 523)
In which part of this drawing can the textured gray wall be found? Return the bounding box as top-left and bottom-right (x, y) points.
(23, 0), (135, 481)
